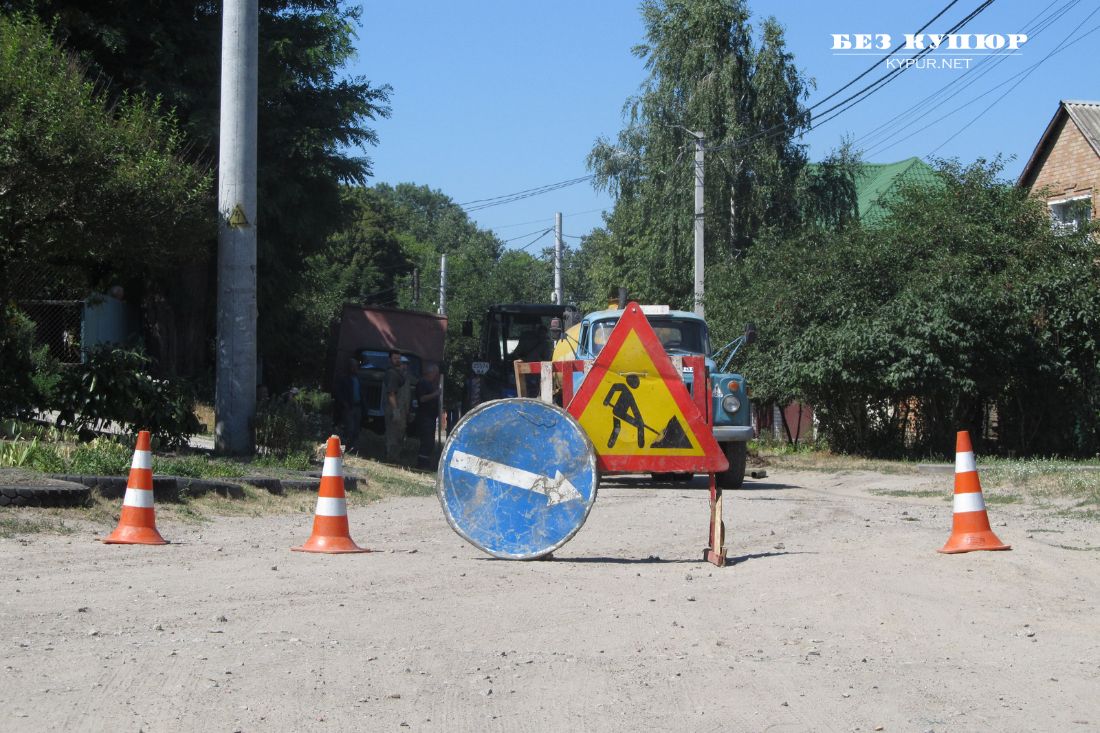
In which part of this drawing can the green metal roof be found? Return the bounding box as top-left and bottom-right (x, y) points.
(853, 157), (939, 221)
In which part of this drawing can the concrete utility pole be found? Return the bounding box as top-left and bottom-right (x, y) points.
(692, 131), (705, 318)
(436, 253), (447, 445)
(553, 212), (563, 305)
(438, 253), (447, 316)
(215, 0), (259, 455)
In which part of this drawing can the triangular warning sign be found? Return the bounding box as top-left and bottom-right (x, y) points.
(228, 203), (249, 228)
(567, 302), (728, 473)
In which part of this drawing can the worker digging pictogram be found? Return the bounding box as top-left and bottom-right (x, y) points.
(602, 373), (692, 450)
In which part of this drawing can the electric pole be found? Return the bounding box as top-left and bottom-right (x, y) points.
(437, 252), (448, 445)
(692, 131), (705, 318)
(554, 212), (563, 306)
(215, 0), (258, 455)
(412, 267), (420, 307)
(438, 253), (447, 316)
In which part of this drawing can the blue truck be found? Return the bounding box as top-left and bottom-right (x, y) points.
(556, 304), (755, 488)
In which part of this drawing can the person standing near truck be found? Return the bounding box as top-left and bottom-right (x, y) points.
(384, 350), (409, 462)
(414, 363), (441, 469)
(335, 357), (362, 455)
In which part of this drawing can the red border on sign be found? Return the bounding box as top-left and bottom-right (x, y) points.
(566, 302), (728, 473)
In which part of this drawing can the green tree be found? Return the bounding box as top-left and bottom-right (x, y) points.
(708, 158), (1100, 457)
(4, 1), (392, 385)
(587, 0), (813, 308)
(0, 13), (212, 290)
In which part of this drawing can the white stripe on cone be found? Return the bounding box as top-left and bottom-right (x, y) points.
(953, 491), (986, 514)
(131, 451), (153, 470)
(123, 488), (154, 508)
(955, 451), (977, 474)
(322, 456), (342, 477)
(314, 496), (347, 517)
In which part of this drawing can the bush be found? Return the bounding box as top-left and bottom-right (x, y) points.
(67, 438), (132, 475)
(0, 438), (65, 472)
(708, 158), (1100, 458)
(255, 389), (333, 457)
(0, 307), (42, 418)
(55, 347), (200, 449)
(255, 396), (311, 457)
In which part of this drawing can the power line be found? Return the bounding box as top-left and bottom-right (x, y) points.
(515, 228), (555, 252)
(502, 226), (558, 244)
(927, 6), (1100, 156)
(700, 0), (997, 155)
(486, 207), (608, 231)
(857, 0), (1075, 156)
(458, 176), (595, 212)
(807, 0), (962, 111)
(859, 9), (1099, 158)
(793, 0), (998, 138)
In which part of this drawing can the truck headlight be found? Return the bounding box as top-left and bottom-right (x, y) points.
(721, 393), (741, 414)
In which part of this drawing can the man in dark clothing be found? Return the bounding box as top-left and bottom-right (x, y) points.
(384, 350), (408, 462)
(335, 357), (362, 454)
(414, 363), (441, 469)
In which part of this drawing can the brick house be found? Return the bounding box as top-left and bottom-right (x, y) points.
(1017, 99), (1099, 232)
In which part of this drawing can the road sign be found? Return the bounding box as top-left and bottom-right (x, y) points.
(437, 398), (598, 559)
(567, 302), (727, 473)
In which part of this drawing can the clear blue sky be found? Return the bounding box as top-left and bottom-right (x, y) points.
(352, 0), (1098, 246)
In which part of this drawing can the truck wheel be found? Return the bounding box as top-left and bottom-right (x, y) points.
(716, 442), (747, 489)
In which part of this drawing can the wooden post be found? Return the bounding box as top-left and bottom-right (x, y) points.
(704, 472), (726, 566)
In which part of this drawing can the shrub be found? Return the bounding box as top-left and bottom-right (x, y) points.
(0, 438), (65, 472)
(255, 396), (311, 457)
(0, 307), (41, 418)
(55, 347), (200, 449)
(67, 438), (132, 475)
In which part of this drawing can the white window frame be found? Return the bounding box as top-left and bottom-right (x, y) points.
(1048, 194), (1092, 234)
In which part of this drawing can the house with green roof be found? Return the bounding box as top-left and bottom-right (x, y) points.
(851, 157), (939, 222)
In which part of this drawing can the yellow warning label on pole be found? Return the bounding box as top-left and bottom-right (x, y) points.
(228, 203), (249, 228)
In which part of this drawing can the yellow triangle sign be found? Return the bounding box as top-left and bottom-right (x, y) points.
(228, 203), (249, 228)
(566, 302), (728, 473)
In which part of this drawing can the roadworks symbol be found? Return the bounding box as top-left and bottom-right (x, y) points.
(566, 301), (727, 476)
(578, 329), (703, 458)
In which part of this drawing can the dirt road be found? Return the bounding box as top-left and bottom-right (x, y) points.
(2, 469), (1098, 732)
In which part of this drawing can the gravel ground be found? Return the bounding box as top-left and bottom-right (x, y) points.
(2, 468), (1098, 732)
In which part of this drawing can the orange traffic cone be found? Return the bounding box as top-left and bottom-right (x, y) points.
(103, 430), (167, 545)
(292, 436), (369, 554)
(939, 431), (1011, 554)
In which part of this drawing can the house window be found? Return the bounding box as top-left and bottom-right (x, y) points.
(1049, 195), (1092, 234)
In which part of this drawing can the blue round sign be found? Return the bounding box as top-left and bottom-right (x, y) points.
(437, 398), (599, 560)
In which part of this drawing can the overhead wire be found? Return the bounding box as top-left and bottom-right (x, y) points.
(858, 7), (1100, 159)
(447, 3), (981, 217)
(857, 0), (1077, 157)
(927, 5), (1100, 155)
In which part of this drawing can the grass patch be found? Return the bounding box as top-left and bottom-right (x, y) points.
(983, 493), (1022, 505)
(870, 489), (946, 499)
(0, 512), (78, 539)
(763, 450), (920, 475)
(348, 456), (435, 500)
